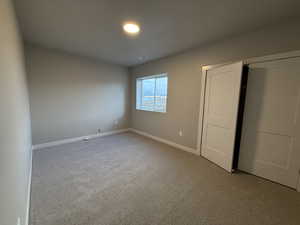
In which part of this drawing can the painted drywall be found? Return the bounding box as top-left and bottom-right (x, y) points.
(25, 45), (130, 145)
(14, 0), (300, 66)
(130, 20), (300, 149)
(0, 1), (32, 225)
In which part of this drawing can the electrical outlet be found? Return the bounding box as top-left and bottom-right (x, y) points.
(179, 130), (183, 137)
(17, 217), (21, 225)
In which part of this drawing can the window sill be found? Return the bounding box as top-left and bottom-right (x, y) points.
(135, 108), (167, 114)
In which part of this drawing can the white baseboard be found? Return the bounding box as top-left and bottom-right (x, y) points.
(129, 128), (200, 156)
(26, 147), (33, 225)
(32, 129), (130, 150)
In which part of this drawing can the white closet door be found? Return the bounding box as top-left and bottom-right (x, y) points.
(239, 58), (300, 188)
(201, 62), (243, 172)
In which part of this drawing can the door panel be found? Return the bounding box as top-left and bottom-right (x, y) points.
(239, 58), (300, 188)
(201, 62), (243, 172)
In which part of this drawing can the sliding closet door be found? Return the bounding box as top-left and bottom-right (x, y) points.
(239, 58), (300, 188)
(201, 62), (243, 172)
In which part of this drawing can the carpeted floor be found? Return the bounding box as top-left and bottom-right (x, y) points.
(30, 132), (300, 225)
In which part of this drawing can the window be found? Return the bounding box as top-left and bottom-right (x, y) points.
(136, 74), (168, 113)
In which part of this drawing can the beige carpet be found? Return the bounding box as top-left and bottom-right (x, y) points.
(30, 132), (300, 225)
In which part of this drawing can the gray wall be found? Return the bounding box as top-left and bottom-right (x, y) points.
(26, 45), (130, 145)
(0, 1), (32, 225)
(130, 20), (300, 149)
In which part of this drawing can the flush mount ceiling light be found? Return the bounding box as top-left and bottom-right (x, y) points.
(123, 23), (140, 35)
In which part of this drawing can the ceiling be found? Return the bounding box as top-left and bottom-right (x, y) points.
(14, 0), (300, 66)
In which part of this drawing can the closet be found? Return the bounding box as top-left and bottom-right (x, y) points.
(198, 52), (300, 191)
